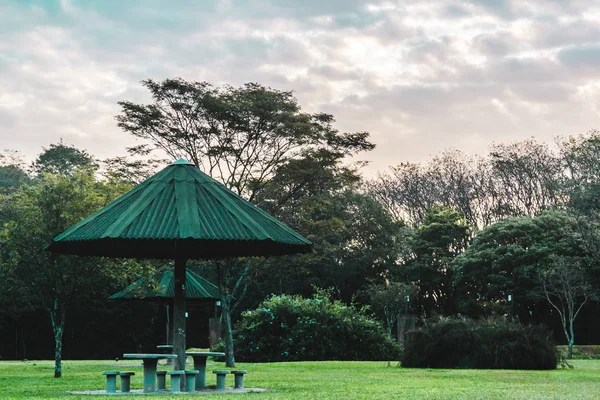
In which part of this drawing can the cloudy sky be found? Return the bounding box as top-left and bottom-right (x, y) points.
(1, 0), (599, 173)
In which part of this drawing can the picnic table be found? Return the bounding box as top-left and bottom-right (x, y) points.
(185, 352), (225, 390)
(123, 353), (178, 393)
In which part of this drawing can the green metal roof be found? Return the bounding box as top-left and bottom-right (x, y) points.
(109, 269), (219, 301)
(47, 159), (312, 259)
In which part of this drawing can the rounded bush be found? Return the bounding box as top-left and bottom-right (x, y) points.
(401, 318), (558, 370)
(230, 291), (401, 362)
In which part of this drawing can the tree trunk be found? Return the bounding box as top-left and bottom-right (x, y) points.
(172, 258), (187, 372)
(567, 342), (573, 359)
(49, 298), (66, 378)
(568, 315), (576, 360)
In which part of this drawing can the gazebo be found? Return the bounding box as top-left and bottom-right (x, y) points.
(47, 159), (311, 371)
(109, 268), (220, 347)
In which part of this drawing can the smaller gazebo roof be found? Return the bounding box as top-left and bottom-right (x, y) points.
(109, 269), (220, 302)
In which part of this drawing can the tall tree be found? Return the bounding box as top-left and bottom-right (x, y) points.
(116, 79), (373, 201)
(368, 162), (436, 226)
(453, 210), (591, 321)
(31, 141), (97, 176)
(369, 139), (564, 228)
(488, 140), (562, 217)
(558, 130), (600, 216)
(539, 256), (594, 359)
(400, 206), (471, 317)
(364, 281), (416, 338)
(0, 150), (29, 194)
(0, 169), (134, 377)
(237, 151), (406, 311)
(102, 156), (165, 185)
(116, 78), (375, 367)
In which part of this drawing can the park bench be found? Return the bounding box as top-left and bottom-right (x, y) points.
(213, 370), (230, 390)
(231, 370), (248, 389)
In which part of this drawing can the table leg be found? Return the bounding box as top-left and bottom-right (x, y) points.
(142, 359), (159, 393)
(193, 356), (208, 390)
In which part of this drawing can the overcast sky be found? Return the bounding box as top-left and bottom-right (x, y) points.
(1, 0), (599, 173)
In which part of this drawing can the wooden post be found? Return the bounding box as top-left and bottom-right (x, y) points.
(173, 258), (187, 373)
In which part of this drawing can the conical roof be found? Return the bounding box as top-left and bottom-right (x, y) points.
(47, 159), (311, 259)
(109, 269), (219, 301)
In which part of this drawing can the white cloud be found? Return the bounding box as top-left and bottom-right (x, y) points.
(0, 0), (599, 173)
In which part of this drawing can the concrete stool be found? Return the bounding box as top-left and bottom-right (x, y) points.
(184, 370), (199, 392)
(213, 370), (230, 391)
(231, 370), (248, 389)
(102, 371), (119, 393)
(119, 372), (135, 393)
(168, 371), (185, 393)
(156, 370), (167, 390)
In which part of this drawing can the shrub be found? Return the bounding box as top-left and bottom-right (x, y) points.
(230, 290), (401, 362)
(401, 318), (558, 370)
(557, 345), (600, 360)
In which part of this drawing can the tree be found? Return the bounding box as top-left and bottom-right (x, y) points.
(116, 79), (373, 201)
(252, 189), (405, 303)
(367, 162), (436, 226)
(0, 150), (30, 194)
(31, 140), (97, 176)
(364, 281), (416, 339)
(367, 151), (500, 228)
(102, 156), (166, 185)
(230, 150), (406, 319)
(400, 206), (471, 318)
(369, 140), (564, 229)
(453, 210), (591, 321)
(116, 78), (375, 367)
(540, 256), (594, 359)
(0, 169), (134, 377)
(488, 140), (562, 217)
(558, 130), (600, 217)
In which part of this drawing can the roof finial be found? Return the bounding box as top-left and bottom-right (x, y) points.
(171, 158), (194, 165)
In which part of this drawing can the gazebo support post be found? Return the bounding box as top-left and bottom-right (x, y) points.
(173, 258), (187, 377)
(217, 260), (236, 368)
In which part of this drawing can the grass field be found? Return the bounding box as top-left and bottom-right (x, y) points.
(0, 359), (598, 399)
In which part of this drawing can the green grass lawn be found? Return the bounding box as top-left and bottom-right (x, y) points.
(0, 359), (598, 399)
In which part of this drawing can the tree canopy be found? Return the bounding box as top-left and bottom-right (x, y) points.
(116, 79), (374, 201)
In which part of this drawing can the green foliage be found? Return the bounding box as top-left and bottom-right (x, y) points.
(400, 206), (471, 317)
(229, 290), (401, 362)
(116, 78), (374, 201)
(116, 78), (377, 367)
(0, 150), (30, 194)
(559, 130), (600, 215)
(32, 141), (97, 176)
(247, 189), (406, 306)
(364, 281), (416, 336)
(0, 169), (143, 376)
(402, 318), (558, 370)
(453, 209), (592, 319)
